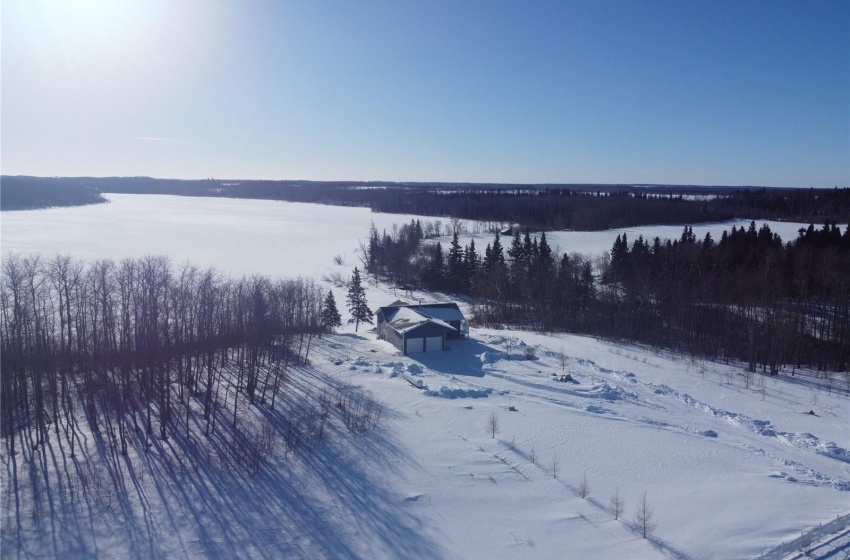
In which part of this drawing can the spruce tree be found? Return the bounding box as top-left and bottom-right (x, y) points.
(508, 230), (524, 271)
(428, 242), (445, 290)
(346, 267), (372, 332)
(491, 231), (505, 268)
(447, 232), (464, 292)
(321, 290), (342, 335)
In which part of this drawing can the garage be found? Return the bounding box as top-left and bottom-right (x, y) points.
(376, 302), (466, 355)
(406, 337), (424, 354)
(425, 336), (443, 352)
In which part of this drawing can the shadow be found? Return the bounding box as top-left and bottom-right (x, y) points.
(775, 370), (850, 398)
(410, 338), (497, 378)
(807, 528), (850, 559)
(3, 359), (445, 560)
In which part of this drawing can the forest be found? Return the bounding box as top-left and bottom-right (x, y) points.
(0, 255), (383, 466)
(365, 220), (850, 378)
(4, 175), (849, 231)
(0, 176), (106, 210)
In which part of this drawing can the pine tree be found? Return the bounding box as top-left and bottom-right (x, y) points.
(346, 267), (372, 332)
(367, 223), (380, 275)
(507, 229), (524, 275)
(463, 239), (479, 293)
(538, 231), (553, 270)
(447, 232), (464, 292)
(490, 231), (505, 268)
(427, 242), (445, 290)
(321, 290), (342, 335)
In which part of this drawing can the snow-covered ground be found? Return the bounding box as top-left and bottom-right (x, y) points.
(2, 195), (848, 559)
(1, 194), (826, 281)
(304, 327), (849, 560)
(3, 323), (846, 559)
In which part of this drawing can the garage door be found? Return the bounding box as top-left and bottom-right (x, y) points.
(406, 337), (424, 354)
(425, 336), (443, 352)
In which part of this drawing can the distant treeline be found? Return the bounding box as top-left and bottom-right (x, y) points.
(366, 220), (850, 375)
(1, 176), (106, 210)
(4, 175), (849, 231)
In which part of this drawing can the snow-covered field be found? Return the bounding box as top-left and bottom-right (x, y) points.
(304, 328), (850, 560)
(2, 195), (848, 559)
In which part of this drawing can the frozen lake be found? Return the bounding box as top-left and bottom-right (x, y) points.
(1, 193), (823, 278)
(1, 194), (444, 279)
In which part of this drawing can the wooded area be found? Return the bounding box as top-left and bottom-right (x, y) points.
(0, 255), (338, 458)
(1, 177), (106, 210)
(366, 221), (850, 378)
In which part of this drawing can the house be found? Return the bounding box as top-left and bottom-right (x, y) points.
(375, 301), (469, 355)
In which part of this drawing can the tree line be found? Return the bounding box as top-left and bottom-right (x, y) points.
(602, 221), (850, 374)
(366, 221), (850, 376)
(1, 176), (106, 210)
(6, 176), (849, 231)
(0, 254), (339, 457)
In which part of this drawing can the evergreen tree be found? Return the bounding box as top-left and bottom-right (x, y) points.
(427, 241), (445, 290)
(491, 231), (506, 268)
(367, 222), (380, 275)
(507, 229), (524, 276)
(538, 231), (553, 265)
(321, 290), (342, 334)
(483, 243), (493, 270)
(523, 230), (534, 265)
(609, 233), (629, 281)
(463, 239), (479, 293)
(447, 232), (464, 292)
(346, 267), (372, 332)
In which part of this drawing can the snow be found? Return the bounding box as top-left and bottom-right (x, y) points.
(0, 193), (466, 281)
(386, 307), (456, 333)
(2, 194), (849, 559)
(443, 220), (839, 260)
(310, 330), (849, 560)
(413, 306), (466, 323)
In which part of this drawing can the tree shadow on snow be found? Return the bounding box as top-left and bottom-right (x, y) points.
(4, 373), (444, 560)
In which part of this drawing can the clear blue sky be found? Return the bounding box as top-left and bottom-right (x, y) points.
(2, 0), (848, 187)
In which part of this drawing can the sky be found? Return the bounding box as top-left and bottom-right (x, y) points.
(2, 0), (848, 187)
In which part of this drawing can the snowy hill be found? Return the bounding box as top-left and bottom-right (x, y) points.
(4, 322), (846, 559)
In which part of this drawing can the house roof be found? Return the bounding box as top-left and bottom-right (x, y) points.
(377, 302), (464, 319)
(413, 305), (465, 323)
(383, 306), (457, 334)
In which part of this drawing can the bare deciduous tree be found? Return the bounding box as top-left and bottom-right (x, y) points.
(579, 469), (590, 499)
(488, 411), (499, 438)
(610, 487), (623, 520)
(634, 490), (657, 539)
